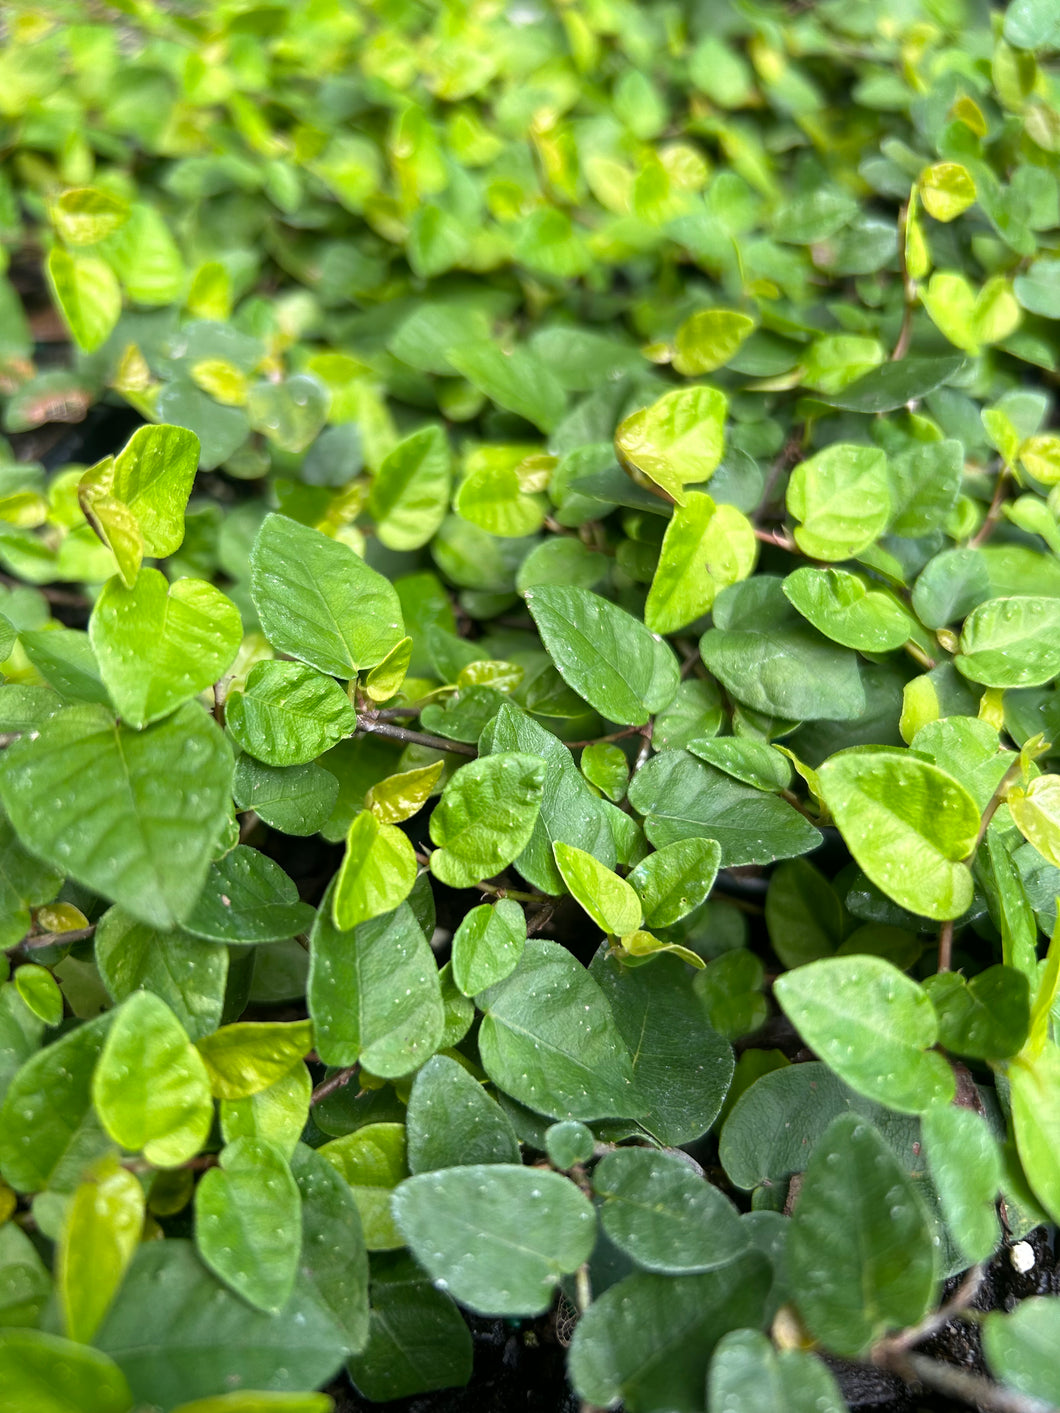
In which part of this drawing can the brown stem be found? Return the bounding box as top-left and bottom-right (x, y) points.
(966, 758), (1023, 864)
(356, 718), (476, 757)
(311, 1065), (360, 1105)
(477, 880), (547, 904)
(564, 725), (642, 749)
(970, 465), (1011, 549)
(12, 925), (95, 953)
(876, 1350), (1055, 1413)
(876, 1263), (985, 1356)
(753, 526), (796, 550)
(937, 918), (954, 974)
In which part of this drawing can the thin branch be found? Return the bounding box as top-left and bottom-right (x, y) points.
(966, 758), (1023, 864)
(311, 1065), (360, 1105)
(876, 1351), (1057, 1413)
(477, 879), (547, 904)
(970, 464), (1011, 549)
(355, 718), (476, 757)
(564, 725), (642, 750)
(937, 918), (955, 974)
(12, 925), (95, 953)
(876, 1263), (985, 1356)
(753, 526), (797, 550)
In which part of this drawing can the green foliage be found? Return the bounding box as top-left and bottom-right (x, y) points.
(1, 1), (1060, 1410)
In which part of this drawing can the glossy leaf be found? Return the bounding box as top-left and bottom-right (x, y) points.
(332, 811), (417, 931)
(553, 841), (642, 937)
(0, 703), (233, 930)
(90, 570), (241, 728)
(645, 493), (756, 635)
(249, 514), (404, 677)
(226, 662), (356, 767)
(428, 753), (545, 888)
(451, 899), (526, 996)
(615, 386), (727, 503)
(393, 1163), (596, 1315)
(525, 585), (679, 727)
(774, 956), (955, 1113)
(57, 1155), (144, 1343)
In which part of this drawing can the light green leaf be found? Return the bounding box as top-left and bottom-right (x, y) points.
(615, 386), (727, 504)
(451, 899), (526, 996)
(673, 310), (755, 376)
(580, 742), (629, 802)
(1008, 1041), (1060, 1223)
(52, 186), (131, 245)
(0, 703), (233, 930)
(46, 248), (121, 353)
(707, 1327), (847, 1413)
(627, 838), (721, 928)
(318, 1123), (407, 1249)
(226, 661), (356, 767)
(368, 425), (451, 552)
(1009, 774), (1060, 866)
(817, 750), (979, 920)
(956, 597), (1060, 688)
(95, 906), (227, 1042)
(553, 841), (642, 937)
(0, 1329), (132, 1413)
(406, 1054), (520, 1172)
(686, 738), (791, 793)
(333, 811), (417, 931)
(57, 1154), (144, 1343)
(645, 493), (756, 635)
(788, 1112), (937, 1357)
(984, 1299), (1060, 1408)
(919, 162), (977, 221)
(246, 377), (329, 455)
(478, 938), (643, 1121)
(110, 424), (201, 558)
(195, 1138), (301, 1314)
(249, 514), (404, 677)
(13, 965), (61, 1027)
(594, 1147), (747, 1274)
(428, 753), (545, 888)
(525, 586), (679, 727)
(393, 1164), (596, 1315)
(92, 992), (213, 1167)
(921, 1105), (1002, 1263)
(782, 567), (918, 653)
(478, 702), (616, 893)
(786, 444), (891, 561)
(366, 762), (444, 824)
(196, 1021), (314, 1100)
(90, 570), (241, 728)
(774, 956), (955, 1113)
(220, 1064), (311, 1159)
(308, 895), (444, 1077)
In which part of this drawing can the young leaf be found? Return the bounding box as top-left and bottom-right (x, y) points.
(368, 425), (451, 551)
(615, 386), (727, 503)
(318, 1123), (408, 1250)
(0, 1329), (132, 1413)
(773, 956), (955, 1113)
(428, 753), (545, 888)
(92, 992), (213, 1168)
(46, 248), (121, 353)
(57, 1154), (145, 1343)
(332, 811), (417, 931)
(90, 570), (241, 728)
(627, 837), (721, 928)
(553, 841), (642, 936)
(786, 444), (891, 561)
(956, 597), (1060, 687)
(195, 1138), (302, 1314)
(195, 1020), (314, 1100)
(645, 493), (756, 634)
(817, 750), (979, 920)
(451, 899), (526, 996)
